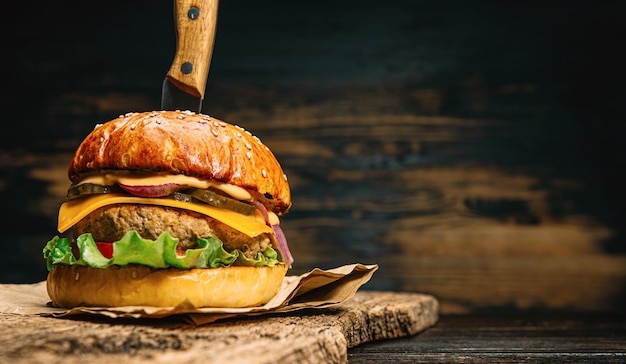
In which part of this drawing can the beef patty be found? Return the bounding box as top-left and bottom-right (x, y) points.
(70, 204), (272, 259)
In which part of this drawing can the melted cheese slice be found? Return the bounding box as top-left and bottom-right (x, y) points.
(58, 194), (273, 238)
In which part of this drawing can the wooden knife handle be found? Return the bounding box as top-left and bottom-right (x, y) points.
(166, 0), (218, 98)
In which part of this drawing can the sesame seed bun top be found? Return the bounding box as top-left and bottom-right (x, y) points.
(68, 110), (291, 215)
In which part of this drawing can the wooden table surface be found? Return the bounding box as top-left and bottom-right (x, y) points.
(3, 306), (624, 363)
(1, 290), (440, 363)
(349, 312), (626, 363)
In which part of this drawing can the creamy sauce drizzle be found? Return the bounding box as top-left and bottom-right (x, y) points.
(76, 172), (280, 225)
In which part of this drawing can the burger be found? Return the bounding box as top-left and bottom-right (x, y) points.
(43, 110), (293, 308)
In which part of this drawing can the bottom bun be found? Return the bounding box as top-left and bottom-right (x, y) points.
(47, 264), (288, 308)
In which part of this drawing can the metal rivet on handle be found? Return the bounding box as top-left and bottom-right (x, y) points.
(188, 6), (199, 19)
(181, 62), (193, 74)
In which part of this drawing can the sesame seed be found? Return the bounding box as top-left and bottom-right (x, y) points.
(245, 142), (252, 150)
(246, 151), (252, 159)
(211, 129), (219, 137)
(262, 169), (267, 178)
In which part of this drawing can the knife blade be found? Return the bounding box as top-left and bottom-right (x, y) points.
(161, 0), (218, 113)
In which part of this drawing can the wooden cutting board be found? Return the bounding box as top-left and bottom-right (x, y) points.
(1, 291), (438, 364)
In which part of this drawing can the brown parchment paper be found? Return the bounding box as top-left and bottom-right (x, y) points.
(0, 263), (377, 324)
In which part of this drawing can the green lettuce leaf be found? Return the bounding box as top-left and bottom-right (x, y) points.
(111, 230), (167, 268)
(76, 233), (112, 268)
(163, 235), (238, 269)
(43, 230), (279, 271)
(43, 236), (78, 271)
(235, 246), (280, 267)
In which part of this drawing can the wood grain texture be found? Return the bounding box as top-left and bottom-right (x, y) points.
(0, 291), (438, 364)
(166, 0), (218, 97)
(349, 313), (626, 363)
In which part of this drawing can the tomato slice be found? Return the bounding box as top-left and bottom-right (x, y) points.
(95, 241), (186, 258)
(95, 242), (114, 259)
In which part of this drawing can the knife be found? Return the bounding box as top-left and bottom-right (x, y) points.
(161, 0), (218, 113)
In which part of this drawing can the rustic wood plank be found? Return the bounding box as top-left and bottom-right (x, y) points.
(349, 313), (626, 363)
(0, 291), (438, 364)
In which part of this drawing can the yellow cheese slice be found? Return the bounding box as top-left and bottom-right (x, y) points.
(58, 194), (273, 238)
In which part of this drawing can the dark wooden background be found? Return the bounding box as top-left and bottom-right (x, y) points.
(2, 0), (625, 314)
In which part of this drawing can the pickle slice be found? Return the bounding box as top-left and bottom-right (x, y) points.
(66, 183), (122, 200)
(168, 191), (193, 203)
(67, 183), (256, 216)
(189, 189), (256, 215)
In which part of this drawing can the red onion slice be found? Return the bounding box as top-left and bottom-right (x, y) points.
(251, 200), (269, 223)
(272, 224), (294, 265)
(118, 183), (182, 197)
(252, 201), (293, 265)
